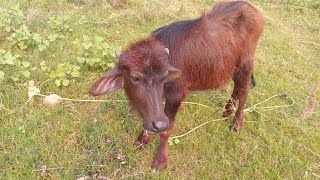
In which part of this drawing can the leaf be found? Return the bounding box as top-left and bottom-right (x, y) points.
(55, 79), (61, 86)
(101, 50), (108, 56)
(77, 57), (85, 64)
(21, 61), (30, 68)
(0, 71), (4, 80)
(94, 36), (104, 43)
(84, 43), (92, 50)
(56, 71), (65, 78)
(73, 65), (80, 70)
(41, 66), (47, 71)
(169, 140), (174, 146)
(107, 62), (115, 68)
(174, 138), (180, 144)
(62, 79), (70, 86)
(21, 70), (30, 78)
(4, 54), (15, 65)
(71, 70), (80, 78)
(11, 76), (19, 81)
(33, 33), (42, 43)
(38, 45), (47, 51)
(48, 34), (58, 42)
(83, 35), (89, 41)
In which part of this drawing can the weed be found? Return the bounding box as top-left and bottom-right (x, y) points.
(49, 63), (80, 87)
(74, 35), (116, 70)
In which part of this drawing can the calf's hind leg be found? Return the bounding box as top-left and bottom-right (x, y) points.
(223, 78), (239, 118)
(223, 73), (255, 118)
(229, 62), (253, 131)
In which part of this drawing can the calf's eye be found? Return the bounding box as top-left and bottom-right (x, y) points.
(130, 75), (140, 83)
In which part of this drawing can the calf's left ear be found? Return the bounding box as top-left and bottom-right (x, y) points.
(89, 67), (123, 96)
(165, 66), (181, 82)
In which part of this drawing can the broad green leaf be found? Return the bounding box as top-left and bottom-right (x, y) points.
(33, 33), (42, 42)
(77, 57), (85, 63)
(62, 79), (69, 86)
(41, 66), (47, 71)
(107, 62), (115, 68)
(48, 34), (58, 42)
(73, 66), (80, 70)
(71, 70), (80, 78)
(169, 140), (174, 146)
(11, 76), (19, 81)
(94, 36), (104, 43)
(83, 52), (90, 57)
(21, 61), (30, 68)
(102, 51), (108, 56)
(4, 54), (14, 65)
(38, 45), (46, 51)
(84, 43), (92, 50)
(21, 70), (30, 78)
(55, 79), (61, 86)
(57, 71), (65, 78)
(83, 35), (89, 41)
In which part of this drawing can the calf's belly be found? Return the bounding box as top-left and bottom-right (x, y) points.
(183, 58), (237, 91)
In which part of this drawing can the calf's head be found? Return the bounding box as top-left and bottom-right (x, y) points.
(89, 40), (181, 133)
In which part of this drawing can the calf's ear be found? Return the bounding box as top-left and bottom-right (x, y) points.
(165, 66), (181, 82)
(89, 67), (123, 96)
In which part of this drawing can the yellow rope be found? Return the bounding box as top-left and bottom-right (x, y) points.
(0, 85), (296, 142)
(169, 94), (295, 140)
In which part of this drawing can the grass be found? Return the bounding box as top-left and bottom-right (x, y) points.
(1, 0), (320, 179)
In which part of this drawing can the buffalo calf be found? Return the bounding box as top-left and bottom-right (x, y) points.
(89, 1), (264, 171)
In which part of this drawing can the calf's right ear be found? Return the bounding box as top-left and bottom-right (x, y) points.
(89, 67), (123, 96)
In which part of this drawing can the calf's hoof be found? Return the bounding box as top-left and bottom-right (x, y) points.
(229, 124), (241, 132)
(229, 119), (243, 132)
(134, 131), (151, 149)
(151, 156), (167, 172)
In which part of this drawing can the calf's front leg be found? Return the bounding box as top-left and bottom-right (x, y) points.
(151, 98), (183, 171)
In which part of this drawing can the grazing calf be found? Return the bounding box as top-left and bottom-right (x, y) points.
(89, 1), (264, 171)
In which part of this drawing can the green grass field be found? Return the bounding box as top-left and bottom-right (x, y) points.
(1, 0), (319, 179)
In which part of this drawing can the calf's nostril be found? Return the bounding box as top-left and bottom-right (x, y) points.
(152, 121), (168, 132)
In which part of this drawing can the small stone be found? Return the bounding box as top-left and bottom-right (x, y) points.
(42, 94), (62, 107)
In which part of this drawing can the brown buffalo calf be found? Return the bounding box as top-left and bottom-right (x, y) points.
(89, 1), (264, 171)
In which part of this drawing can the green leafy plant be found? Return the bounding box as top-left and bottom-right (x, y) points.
(7, 25), (62, 51)
(0, 5), (26, 34)
(0, 6), (62, 51)
(74, 35), (116, 70)
(39, 61), (48, 71)
(49, 63), (80, 87)
(47, 15), (73, 33)
(0, 49), (32, 82)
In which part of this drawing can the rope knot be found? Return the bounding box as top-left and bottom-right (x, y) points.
(28, 87), (40, 99)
